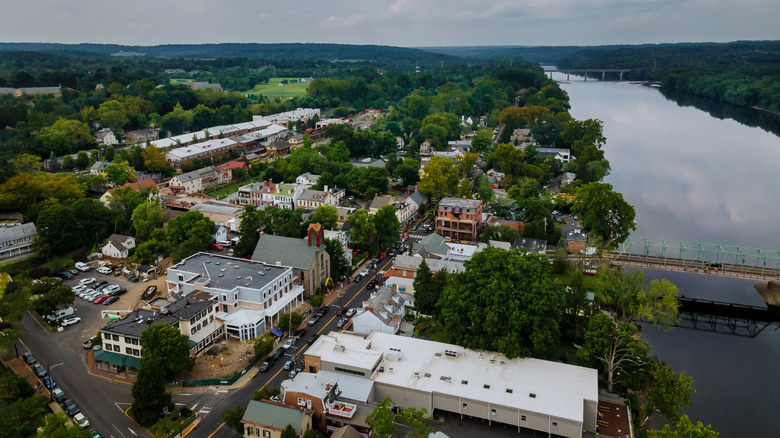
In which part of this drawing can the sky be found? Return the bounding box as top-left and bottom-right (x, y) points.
(1, 0), (778, 47)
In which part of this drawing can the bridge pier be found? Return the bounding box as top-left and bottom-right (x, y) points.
(602, 71), (606, 81)
(583, 72), (587, 82)
(566, 73), (570, 81)
(619, 71), (623, 81)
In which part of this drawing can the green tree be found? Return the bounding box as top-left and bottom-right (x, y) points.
(131, 201), (166, 241)
(277, 312), (304, 332)
(397, 406), (435, 438)
(412, 259), (437, 315)
(130, 359), (172, 427)
(0, 395), (49, 438)
(76, 151), (89, 169)
(324, 237), (349, 281)
(418, 156), (458, 203)
(393, 158), (421, 187)
(280, 424), (297, 438)
(142, 144), (170, 173)
(309, 204), (339, 230)
(456, 152), (480, 179)
(474, 174), (495, 203)
(642, 363), (695, 427)
(578, 314), (650, 392)
(29, 278), (74, 317)
(640, 279), (681, 328)
(62, 155), (75, 170)
(347, 209), (376, 250)
(103, 145), (116, 162)
(440, 248), (564, 358)
(552, 245), (568, 274)
(481, 224), (519, 243)
(252, 334), (275, 359)
(221, 405), (246, 433)
(366, 397), (399, 438)
(38, 413), (92, 438)
(457, 179), (472, 198)
(572, 182), (635, 246)
(648, 415), (719, 438)
(140, 323), (192, 379)
(235, 205), (262, 257)
(253, 386), (280, 401)
(104, 161), (136, 186)
(170, 237), (207, 263)
(373, 205), (401, 250)
(470, 128), (492, 152)
(167, 211), (214, 247)
(596, 266), (680, 327)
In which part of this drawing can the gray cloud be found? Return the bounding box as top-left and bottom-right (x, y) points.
(0, 0), (777, 47)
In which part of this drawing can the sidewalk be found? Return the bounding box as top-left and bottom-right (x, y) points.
(86, 349), (137, 385)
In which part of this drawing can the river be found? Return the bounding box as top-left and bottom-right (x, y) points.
(553, 74), (780, 437)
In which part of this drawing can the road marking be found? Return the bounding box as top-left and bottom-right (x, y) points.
(178, 393), (192, 396)
(128, 428), (137, 436)
(190, 402), (198, 411)
(112, 424), (127, 438)
(199, 407), (211, 414)
(26, 310), (50, 332)
(206, 422), (226, 438)
(216, 390), (228, 394)
(175, 403), (186, 406)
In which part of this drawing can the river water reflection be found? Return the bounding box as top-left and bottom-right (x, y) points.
(555, 75), (780, 437)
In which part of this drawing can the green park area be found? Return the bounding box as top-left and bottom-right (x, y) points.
(245, 77), (309, 99)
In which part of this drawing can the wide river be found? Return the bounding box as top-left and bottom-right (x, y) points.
(554, 73), (780, 437)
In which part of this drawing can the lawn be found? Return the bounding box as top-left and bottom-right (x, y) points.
(149, 411), (197, 438)
(204, 178), (253, 200)
(0, 253), (74, 278)
(245, 77), (310, 99)
(553, 263), (599, 289)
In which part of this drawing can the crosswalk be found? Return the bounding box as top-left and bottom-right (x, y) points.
(407, 233), (427, 240)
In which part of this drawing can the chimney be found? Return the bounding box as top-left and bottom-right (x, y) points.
(324, 185), (329, 192)
(366, 306), (374, 313)
(325, 384), (331, 390)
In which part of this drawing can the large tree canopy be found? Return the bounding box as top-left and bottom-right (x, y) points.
(440, 247), (564, 359)
(572, 182), (636, 246)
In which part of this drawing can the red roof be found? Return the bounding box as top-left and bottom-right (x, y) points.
(109, 179), (158, 198)
(218, 160), (248, 171)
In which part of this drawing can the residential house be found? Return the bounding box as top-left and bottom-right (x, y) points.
(96, 297), (224, 376)
(566, 229), (587, 253)
(266, 140), (292, 157)
(168, 171), (202, 194)
(90, 161), (111, 176)
(124, 129), (159, 145)
(101, 234), (137, 259)
(418, 140), (434, 156)
(435, 197), (483, 243)
(296, 172), (320, 187)
(351, 158), (385, 168)
(240, 400), (313, 438)
(324, 230), (352, 266)
(534, 147), (572, 164)
(512, 237), (548, 254)
(413, 233), (450, 259)
(217, 160), (249, 177)
(189, 82), (224, 92)
(0, 223), (37, 261)
(351, 287), (413, 335)
(304, 331), (599, 438)
(261, 181), (304, 210)
(368, 194), (418, 228)
(510, 128), (533, 144)
(99, 179), (159, 207)
(165, 253), (304, 341)
(189, 203), (243, 232)
(296, 186), (344, 210)
(280, 372), (368, 433)
(251, 224), (330, 297)
(335, 207), (356, 228)
(197, 165), (232, 188)
(288, 133), (305, 150)
(95, 129), (119, 146)
(237, 182), (265, 207)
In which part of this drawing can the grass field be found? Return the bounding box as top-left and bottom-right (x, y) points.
(245, 77), (310, 99)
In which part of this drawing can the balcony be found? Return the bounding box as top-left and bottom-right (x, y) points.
(328, 401), (357, 419)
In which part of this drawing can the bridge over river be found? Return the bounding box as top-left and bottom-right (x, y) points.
(544, 68), (631, 81)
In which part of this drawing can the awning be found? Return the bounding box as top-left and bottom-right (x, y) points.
(168, 185), (185, 189)
(94, 347), (140, 369)
(271, 328), (284, 337)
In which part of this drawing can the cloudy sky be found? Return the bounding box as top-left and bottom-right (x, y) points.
(1, 0), (778, 47)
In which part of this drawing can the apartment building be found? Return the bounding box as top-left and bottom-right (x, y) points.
(435, 197), (483, 243)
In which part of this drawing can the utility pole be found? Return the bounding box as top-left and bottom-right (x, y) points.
(543, 217), (547, 235)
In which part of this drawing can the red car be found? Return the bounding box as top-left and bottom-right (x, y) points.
(351, 248), (360, 255)
(209, 243), (223, 251)
(379, 252), (386, 260)
(93, 295), (109, 304)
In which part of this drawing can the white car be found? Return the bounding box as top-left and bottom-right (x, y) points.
(79, 277), (96, 286)
(104, 284), (120, 294)
(74, 262), (90, 272)
(97, 266), (112, 275)
(360, 268), (369, 277)
(60, 316), (81, 327)
(72, 285), (88, 293)
(73, 412), (90, 428)
(283, 338), (296, 349)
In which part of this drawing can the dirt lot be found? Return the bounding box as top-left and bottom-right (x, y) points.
(181, 338), (254, 380)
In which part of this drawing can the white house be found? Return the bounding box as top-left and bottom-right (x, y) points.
(168, 171), (202, 194)
(295, 186), (344, 210)
(0, 222), (38, 261)
(102, 234), (137, 259)
(351, 287), (412, 335)
(296, 172), (320, 187)
(95, 129), (119, 146)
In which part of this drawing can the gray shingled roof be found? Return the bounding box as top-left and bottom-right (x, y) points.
(415, 233), (449, 256)
(100, 297), (212, 338)
(409, 191), (428, 206)
(251, 234), (322, 270)
(392, 255), (465, 273)
(190, 203), (242, 216)
(0, 223), (37, 245)
(241, 400), (307, 430)
(174, 171), (201, 183)
(298, 189), (329, 203)
(439, 197), (481, 209)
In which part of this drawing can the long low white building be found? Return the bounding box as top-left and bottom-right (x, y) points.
(304, 332), (598, 438)
(165, 138), (238, 165)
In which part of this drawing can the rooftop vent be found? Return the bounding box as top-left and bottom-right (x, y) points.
(483, 384), (491, 389)
(506, 389), (513, 394)
(529, 393), (536, 398)
(444, 349), (458, 358)
(424, 373), (431, 378)
(414, 372), (420, 378)
(434, 353), (442, 357)
(218, 274), (224, 277)
(333, 345), (345, 352)
(205, 260), (211, 264)
(236, 276), (242, 280)
(461, 380), (468, 385)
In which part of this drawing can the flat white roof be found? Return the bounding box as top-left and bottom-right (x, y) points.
(166, 138), (238, 159)
(314, 332), (598, 423)
(307, 332), (383, 373)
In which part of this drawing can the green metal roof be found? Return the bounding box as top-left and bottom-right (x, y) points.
(241, 400), (307, 430)
(94, 347), (140, 369)
(251, 234), (322, 270)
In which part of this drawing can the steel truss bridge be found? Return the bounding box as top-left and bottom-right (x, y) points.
(609, 237), (780, 280)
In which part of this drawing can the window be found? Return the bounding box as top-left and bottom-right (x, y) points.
(262, 431), (271, 437)
(521, 415), (527, 421)
(462, 403), (468, 410)
(104, 343), (112, 351)
(552, 422), (558, 429)
(483, 384), (490, 389)
(491, 409), (496, 416)
(125, 336), (132, 343)
(126, 347), (132, 354)
(113, 345), (120, 352)
(334, 366), (366, 376)
(506, 389), (513, 394)
(112, 334), (119, 341)
(297, 397), (305, 406)
(191, 328), (196, 335)
(133, 349), (140, 356)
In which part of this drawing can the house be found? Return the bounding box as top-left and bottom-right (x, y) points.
(435, 197), (483, 243)
(189, 203), (243, 232)
(96, 297), (223, 376)
(95, 129), (119, 146)
(413, 233), (450, 259)
(240, 400), (313, 438)
(351, 158), (386, 168)
(251, 224), (330, 297)
(390, 255), (465, 281)
(165, 253), (304, 341)
(189, 82), (224, 92)
(197, 165), (232, 188)
(512, 237), (548, 255)
(99, 179), (159, 207)
(534, 147), (572, 164)
(351, 287), (413, 335)
(90, 161), (111, 176)
(237, 182), (265, 206)
(304, 331), (599, 438)
(566, 229), (587, 253)
(217, 160), (249, 176)
(296, 172), (320, 187)
(288, 133), (305, 150)
(0, 222), (37, 261)
(510, 128), (533, 143)
(168, 171), (203, 194)
(261, 181), (304, 210)
(101, 234), (136, 259)
(124, 129), (159, 145)
(281, 372), (370, 433)
(368, 194), (417, 228)
(324, 230), (352, 266)
(296, 186), (344, 210)
(213, 225), (227, 243)
(419, 140), (434, 156)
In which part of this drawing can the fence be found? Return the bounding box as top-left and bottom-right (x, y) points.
(181, 355), (262, 387)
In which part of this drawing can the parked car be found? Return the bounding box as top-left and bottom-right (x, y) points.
(317, 306), (329, 316)
(74, 413), (90, 428)
(32, 364), (47, 377)
(293, 328), (307, 339)
(104, 284), (120, 294)
(379, 252), (386, 260)
(82, 336), (97, 349)
(97, 267), (112, 275)
(103, 296), (119, 305)
(368, 279), (378, 289)
(22, 352), (36, 365)
(271, 348), (285, 361)
(93, 295), (109, 304)
(74, 262), (90, 272)
(79, 277), (96, 286)
(336, 318), (348, 329)
(61, 400), (79, 416)
(43, 376), (56, 389)
(60, 271), (73, 279)
(68, 269), (80, 276)
(259, 361), (272, 372)
(209, 243), (223, 251)
(345, 308), (357, 318)
(307, 334), (320, 344)
(60, 316), (82, 327)
(51, 388), (67, 402)
(308, 315), (320, 326)
(360, 268), (369, 277)
(283, 338), (295, 350)
(283, 360), (294, 371)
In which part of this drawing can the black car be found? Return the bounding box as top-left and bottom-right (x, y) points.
(271, 348), (284, 361)
(62, 400), (79, 416)
(307, 334), (320, 344)
(22, 352), (36, 365)
(293, 328), (307, 339)
(103, 296), (119, 305)
(32, 364), (47, 377)
(114, 288), (128, 296)
(368, 279), (378, 289)
(336, 307), (344, 316)
(317, 306), (329, 316)
(259, 361), (272, 372)
(51, 388), (67, 402)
